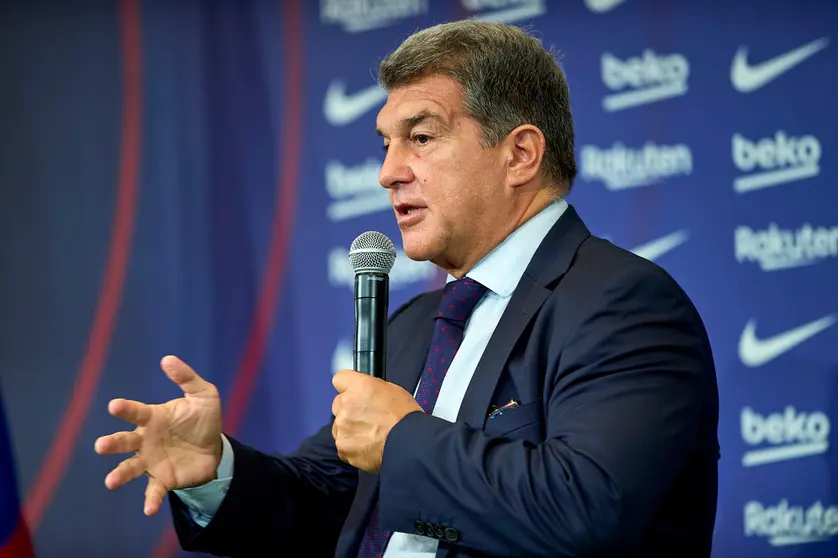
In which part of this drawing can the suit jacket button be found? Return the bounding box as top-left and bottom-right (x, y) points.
(433, 524), (445, 538)
(444, 527), (460, 542)
(414, 520), (426, 536)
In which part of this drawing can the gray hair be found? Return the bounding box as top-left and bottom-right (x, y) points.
(377, 20), (577, 195)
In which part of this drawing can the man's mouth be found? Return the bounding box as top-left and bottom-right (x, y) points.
(395, 203), (426, 216)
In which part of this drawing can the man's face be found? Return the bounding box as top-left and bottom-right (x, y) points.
(375, 75), (507, 272)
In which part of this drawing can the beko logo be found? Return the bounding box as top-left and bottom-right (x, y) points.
(328, 247), (436, 289)
(732, 131), (822, 193)
(580, 141), (692, 190)
(601, 49), (689, 111)
(320, 0), (427, 33)
(734, 223), (838, 271)
(741, 406), (830, 467)
(745, 499), (838, 547)
(325, 158), (390, 221)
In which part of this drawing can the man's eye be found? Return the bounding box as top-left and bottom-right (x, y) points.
(413, 134), (431, 145)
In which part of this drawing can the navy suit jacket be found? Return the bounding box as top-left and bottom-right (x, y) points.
(170, 205), (720, 557)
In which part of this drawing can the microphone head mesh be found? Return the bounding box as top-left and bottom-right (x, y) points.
(349, 231), (397, 274)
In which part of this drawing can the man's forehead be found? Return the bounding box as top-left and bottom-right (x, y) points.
(375, 76), (463, 131)
(375, 96), (459, 136)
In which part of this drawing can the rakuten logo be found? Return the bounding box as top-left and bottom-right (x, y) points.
(580, 141), (692, 190)
(745, 499), (838, 546)
(601, 49), (689, 111)
(328, 247), (436, 289)
(320, 0), (427, 33)
(734, 223), (838, 271)
(732, 131), (822, 193)
(325, 158), (391, 222)
(741, 406), (830, 467)
(462, 0), (546, 23)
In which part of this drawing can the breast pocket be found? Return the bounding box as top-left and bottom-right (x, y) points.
(482, 398), (544, 442)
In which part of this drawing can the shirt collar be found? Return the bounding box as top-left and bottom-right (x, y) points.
(448, 199), (568, 298)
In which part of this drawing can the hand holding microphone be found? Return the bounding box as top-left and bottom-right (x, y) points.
(331, 231), (423, 472)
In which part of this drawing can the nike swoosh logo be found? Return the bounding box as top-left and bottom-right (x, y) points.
(731, 37), (830, 93)
(739, 315), (836, 368)
(630, 230), (689, 262)
(323, 80), (388, 126)
(585, 0), (626, 13)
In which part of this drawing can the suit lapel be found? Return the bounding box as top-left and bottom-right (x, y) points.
(457, 204), (591, 427)
(456, 274), (548, 427)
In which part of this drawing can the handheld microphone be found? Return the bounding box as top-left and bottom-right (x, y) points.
(348, 231), (397, 380)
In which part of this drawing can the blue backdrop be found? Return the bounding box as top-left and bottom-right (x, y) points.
(1, 0), (836, 556)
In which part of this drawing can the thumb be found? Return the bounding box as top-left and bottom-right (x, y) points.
(160, 355), (215, 397)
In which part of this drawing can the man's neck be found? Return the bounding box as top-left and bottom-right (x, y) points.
(440, 189), (557, 279)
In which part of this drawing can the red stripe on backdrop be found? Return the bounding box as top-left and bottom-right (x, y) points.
(0, 515), (35, 558)
(151, 0), (304, 556)
(23, 0), (143, 531)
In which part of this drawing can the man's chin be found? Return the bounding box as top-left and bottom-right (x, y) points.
(400, 235), (437, 263)
(401, 246), (433, 262)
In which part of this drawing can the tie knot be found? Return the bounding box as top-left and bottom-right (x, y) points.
(436, 277), (487, 322)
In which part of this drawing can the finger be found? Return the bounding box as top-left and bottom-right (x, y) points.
(144, 476), (168, 517)
(108, 398), (152, 426)
(332, 423), (347, 464)
(331, 393), (343, 417)
(105, 455), (146, 490)
(94, 431), (142, 455)
(160, 355), (214, 396)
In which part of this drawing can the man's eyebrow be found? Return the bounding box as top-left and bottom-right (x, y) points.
(376, 110), (448, 137)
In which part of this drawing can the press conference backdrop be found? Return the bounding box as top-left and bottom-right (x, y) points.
(0, 0), (836, 556)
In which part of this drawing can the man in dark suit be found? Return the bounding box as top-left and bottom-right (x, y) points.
(95, 20), (719, 557)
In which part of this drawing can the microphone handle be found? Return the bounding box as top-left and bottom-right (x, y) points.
(353, 272), (389, 379)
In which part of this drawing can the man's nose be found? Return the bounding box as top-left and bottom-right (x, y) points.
(378, 143), (414, 189)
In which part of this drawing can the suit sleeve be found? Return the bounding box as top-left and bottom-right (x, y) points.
(377, 267), (715, 556)
(169, 421), (358, 557)
(171, 434), (236, 527)
(167, 292), (431, 557)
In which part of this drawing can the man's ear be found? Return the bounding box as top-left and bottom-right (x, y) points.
(504, 124), (546, 188)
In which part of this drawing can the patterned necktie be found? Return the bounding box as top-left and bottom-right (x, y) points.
(356, 277), (488, 558)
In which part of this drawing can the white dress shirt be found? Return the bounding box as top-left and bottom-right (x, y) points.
(175, 199), (569, 557)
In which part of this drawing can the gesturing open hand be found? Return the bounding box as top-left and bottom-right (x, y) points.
(94, 355), (223, 516)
